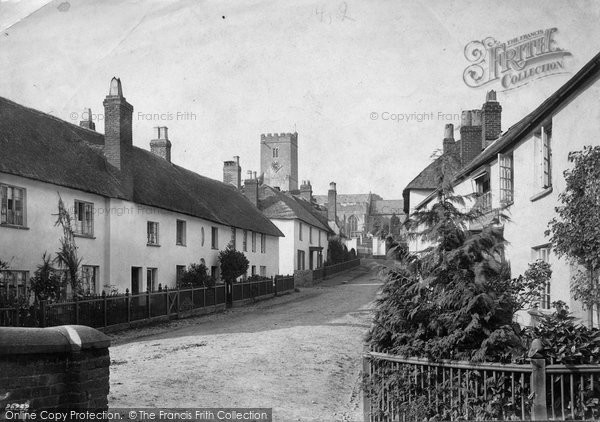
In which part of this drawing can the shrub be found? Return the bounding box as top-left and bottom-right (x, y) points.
(219, 243), (249, 283)
(327, 237), (346, 264)
(180, 262), (213, 288)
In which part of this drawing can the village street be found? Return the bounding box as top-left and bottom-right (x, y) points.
(108, 260), (384, 421)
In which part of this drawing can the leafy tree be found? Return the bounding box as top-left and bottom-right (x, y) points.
(218, 243), (249, 283)
(0, 259), (7, 270)
(368, 154), (531, 362)
(547, 146), (600, 324)
(54, 195), (82, 297)
(30, 253), (63, 303)
(179, 262), (213, 288)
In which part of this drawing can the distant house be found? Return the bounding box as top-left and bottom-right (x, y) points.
(0, 78), (283, 298)
(405, 52), (600, 327)
(242, 179), (334, 275)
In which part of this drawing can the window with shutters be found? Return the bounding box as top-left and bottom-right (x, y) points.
(498, 153), (514, 205)
(1, 184), (26, 227)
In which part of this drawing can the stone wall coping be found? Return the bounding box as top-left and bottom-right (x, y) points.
(0, 325), (111, 355)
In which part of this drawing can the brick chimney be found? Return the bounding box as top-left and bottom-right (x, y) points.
(103, 77), (133, 170)
(442, 124), (455, 154)
(300, 180), (312, 202)
(459, 110), (482, 166)
(79, 108), (95, 131)
(243, 174), (259, 207)
(150, 127), (172, 162)
(223, 156), (242, 189)
(481, 90), (502, 149)
(327, 182), (337, 222)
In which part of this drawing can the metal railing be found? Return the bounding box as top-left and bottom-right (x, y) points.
(363, 349), (600, 421)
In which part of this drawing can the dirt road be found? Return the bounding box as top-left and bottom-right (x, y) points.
(108, 260), (383, 421)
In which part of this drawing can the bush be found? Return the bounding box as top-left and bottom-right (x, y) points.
(219, 243), (249, 283)
(180, 263), (213, 288)
(327, 237), (346, 264)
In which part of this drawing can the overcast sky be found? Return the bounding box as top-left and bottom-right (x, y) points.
(1, 0), (599, 199)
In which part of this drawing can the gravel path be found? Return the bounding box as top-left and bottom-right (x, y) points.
(108, 260), (384, 421)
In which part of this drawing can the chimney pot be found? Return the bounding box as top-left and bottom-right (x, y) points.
(328, 182), (337, 222)
(79, 108), (96, 131)
(150, 126), (172, 162)
(103, 77), (133, 170)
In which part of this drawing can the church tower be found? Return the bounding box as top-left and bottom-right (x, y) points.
(260, 132), (298, 191)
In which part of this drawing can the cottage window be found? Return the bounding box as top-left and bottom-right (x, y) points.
(81, 265), (98, 295)
(309, 227), (313, 244)
(74, 200), (94, 236)
(473, 172), (491, 212)
(534, 125), (552, 190)
(147, 221), (159, 245)
(260, 266), (267, 277)
(533, 245), (552, 309)
(0, 270), (29, 298)
(176, 220), (186, 246)
(498, 153), (514, 205)
(299, 222), (303, 241)
(251, 265), (256, 276)
(260, 234), (266, 253)
(252, 231), (256, 252)
(1, 184), (25, 227)
(242, 230), (248, 251)
(211, 227), (219, 249)
(230, 227), (236, 249)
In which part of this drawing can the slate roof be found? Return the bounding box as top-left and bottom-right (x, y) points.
(256, 185), (333, 233)
(0, 96), (283, 237)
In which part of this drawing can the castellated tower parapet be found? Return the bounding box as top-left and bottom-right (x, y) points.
(260, 131), (298, 191)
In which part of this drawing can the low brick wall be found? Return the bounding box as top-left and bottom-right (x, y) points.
(0, 325), (110, 411)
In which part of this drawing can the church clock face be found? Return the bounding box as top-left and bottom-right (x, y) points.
(271, 161), (283, 173)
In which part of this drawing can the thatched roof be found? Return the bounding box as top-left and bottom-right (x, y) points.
(0, 96), (283, 237)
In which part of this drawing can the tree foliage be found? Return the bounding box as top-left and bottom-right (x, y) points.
(547, 146), (600, 312)
(368, 164), (525, 362)
(218, 243), (249, 283)
(327, 237), (347, 264)
(54, 195), (82, 297)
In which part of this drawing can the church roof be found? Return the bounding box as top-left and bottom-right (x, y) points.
(0, 96), (283, 237)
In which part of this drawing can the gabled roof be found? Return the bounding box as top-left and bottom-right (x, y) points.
(453, 51), (600, 182)
(256, 185), (332, 233)
(408, 50), (600, 211)
(0, 96), (283, 237)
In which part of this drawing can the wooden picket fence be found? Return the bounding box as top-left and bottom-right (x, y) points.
(0, 276), (296, 330)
